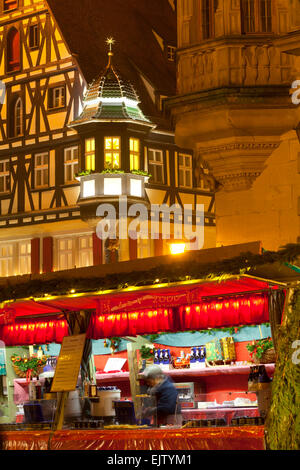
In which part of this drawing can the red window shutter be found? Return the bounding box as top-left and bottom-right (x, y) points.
(129, 237), (138, 261)
(31, 238), (40, 275)
(92, 233), (103, 266)
(43, 237), (53, 273)
(154, 235), (164, 257)
(7, 28), (20, 71)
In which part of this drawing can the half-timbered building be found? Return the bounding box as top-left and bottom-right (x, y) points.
(0, 0), (216, 278)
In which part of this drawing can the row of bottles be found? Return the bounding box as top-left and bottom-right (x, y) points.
(154, 349), (171, 365)
(190, 347), (206, 363)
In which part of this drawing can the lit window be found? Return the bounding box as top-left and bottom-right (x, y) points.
(137, 237), (152, 259)
(130, 138), (140, 170)
(0, 243), (13, 277)
(85, 138), (95, 171)
(130, 178), (142, 198)
(241, 0), (272, 33)
(78, 235), (93, 268)
(35, 153), (49, 188)
(178, 154), (193, 188)
(29, 24), (39, 49)
(83, 179), (95, 198)
(56, 235), (93, 271)
(57, 238), (73, 271)
(0, 240), (31, 277)
(64, 146), (79, 183)
(19, 241), (31, 275)
(148, 149), (164, 184)
(104, 137), (120, 169)
(167, 46), (176, 61)
(103, 177), (122, 196)
(48, 86), (66, 110)
(0, 159), (10, 193)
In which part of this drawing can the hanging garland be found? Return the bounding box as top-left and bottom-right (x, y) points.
(0, 243), (299, 303)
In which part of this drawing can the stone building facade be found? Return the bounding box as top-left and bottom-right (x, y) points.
(167, 0), (300, 250)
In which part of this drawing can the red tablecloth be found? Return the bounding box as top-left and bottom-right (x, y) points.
(0, 426), (265, 450)
(0, 431), (51, 450)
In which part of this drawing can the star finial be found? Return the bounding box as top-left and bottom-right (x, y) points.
(106, 37), (115, 53)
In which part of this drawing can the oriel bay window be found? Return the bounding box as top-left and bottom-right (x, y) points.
(34, 153), (49, 188)
(130, 138), (140, 170)
(104, 137), (120, 169)
(85, 138), (95, 171)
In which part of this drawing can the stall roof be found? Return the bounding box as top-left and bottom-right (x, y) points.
(1, 241), (300, 320)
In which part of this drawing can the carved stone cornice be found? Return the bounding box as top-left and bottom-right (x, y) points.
(197, 139), (280, 192)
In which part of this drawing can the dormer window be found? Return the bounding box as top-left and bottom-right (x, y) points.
(3, 0), (18, 11)
(129, 138), (140, 171)
(104, 137), (120, 169)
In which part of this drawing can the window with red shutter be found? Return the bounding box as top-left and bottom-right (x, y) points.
(3, 0), (18, 11)
(7, 27), (20, 72)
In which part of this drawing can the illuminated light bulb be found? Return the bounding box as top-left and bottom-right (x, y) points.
(70, 289), (76, 294)
(186, 307), (191, 313)
(170, 243), (186, 255)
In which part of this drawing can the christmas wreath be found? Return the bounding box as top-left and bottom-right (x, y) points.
(11, 354), (47, 382)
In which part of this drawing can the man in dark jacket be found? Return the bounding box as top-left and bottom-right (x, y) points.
(142, 365), (182, 426)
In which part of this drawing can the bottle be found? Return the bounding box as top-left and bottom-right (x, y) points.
(83, 378), (89, 397)
(163, 349), (169, 364)
(28, 381), (36, 401)
(154, 349), (159, 364)
(195, 348), (200, 362)
(190, 348), (196, 363)
(258, 365), (271, 390)
(35, 376), (42, 400)
(159, 349), (164, 363)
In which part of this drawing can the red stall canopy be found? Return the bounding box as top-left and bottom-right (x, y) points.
(0, 275), (284, 344)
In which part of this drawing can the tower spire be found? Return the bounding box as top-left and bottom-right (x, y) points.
(106, 37), (115, 67)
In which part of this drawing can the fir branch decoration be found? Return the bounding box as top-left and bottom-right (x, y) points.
(0, 242), (299, 303)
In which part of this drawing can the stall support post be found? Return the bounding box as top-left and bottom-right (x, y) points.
(127, 342), (142, 422)
(53, 391), (69, 431)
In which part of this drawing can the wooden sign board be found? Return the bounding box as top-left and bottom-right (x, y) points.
(51, 334), (86, 393)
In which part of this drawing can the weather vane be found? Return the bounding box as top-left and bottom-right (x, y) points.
(106, 37), (115, 53)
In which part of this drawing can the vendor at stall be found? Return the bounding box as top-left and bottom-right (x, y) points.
(142, 365), (182, 426)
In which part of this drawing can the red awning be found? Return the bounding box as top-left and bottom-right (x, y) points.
(1, 275), (278, 319)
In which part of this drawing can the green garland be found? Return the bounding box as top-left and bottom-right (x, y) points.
(1, 243), (300, 303)
(246, 337), (273, 359)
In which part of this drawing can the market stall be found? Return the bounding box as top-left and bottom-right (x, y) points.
(0, 242), (298, 450)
